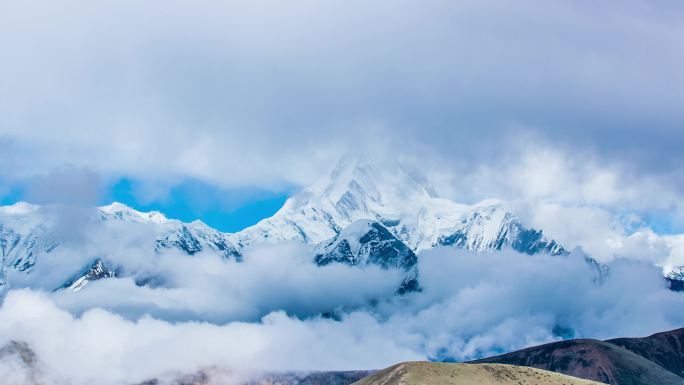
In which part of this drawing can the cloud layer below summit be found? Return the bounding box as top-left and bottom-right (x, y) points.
(2, 247), (684, 385)
(1, 2), (684, 384)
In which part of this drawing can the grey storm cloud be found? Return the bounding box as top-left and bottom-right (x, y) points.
(0, 0), (682, 190)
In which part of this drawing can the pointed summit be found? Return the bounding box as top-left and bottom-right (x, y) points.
(301, 153), (438, 219)
(236, 154), (443, 247)
(235, 153), (565, 257)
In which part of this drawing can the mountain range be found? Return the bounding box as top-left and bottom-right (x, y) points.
(2, 155), (677, 296)
(0, 156), (581, 294)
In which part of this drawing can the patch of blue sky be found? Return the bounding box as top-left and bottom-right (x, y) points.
(0, 175), (291, 233)
(105, 178), (291, 232)
(641, 213), (684, 235)
(0, 180), (24, 206)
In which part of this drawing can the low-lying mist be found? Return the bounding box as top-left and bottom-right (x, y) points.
(1, 244), (683, 385)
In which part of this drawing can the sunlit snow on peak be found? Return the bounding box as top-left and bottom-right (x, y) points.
(0, 201), (40, 215)
(98, 202), (168, 224)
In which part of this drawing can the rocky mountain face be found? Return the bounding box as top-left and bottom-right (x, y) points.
(436, 209), (566, 256)
(666, 267), (684, 291)
(0, 156), (589, 295)
(54, 259), (117, 292)
(474, 327), (684, 385)
(313, 220), (420, 293)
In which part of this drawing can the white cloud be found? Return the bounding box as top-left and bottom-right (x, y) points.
(11, 238), (403, 322)
(0, 290), (422, 385)
(1, 2), (684, 382)
(2, 247), (684, 385)
(0, 0), (683, 192)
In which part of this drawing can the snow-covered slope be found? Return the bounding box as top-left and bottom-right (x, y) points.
(233, 155), (443, 248)
(0, 203), (61, 287)
(55, 259), (117, 292)
(0, 202), (241, 291)
(234, 155), (565, 257)
(436, 207), (566, 255)
(99, 203), (242, 260)
(0, 155), (574, 294)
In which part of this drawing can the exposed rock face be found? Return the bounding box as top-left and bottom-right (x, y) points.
(55, 259), (117, 292)
(666, 268), (684, 291)
(314, 220), (419, 293)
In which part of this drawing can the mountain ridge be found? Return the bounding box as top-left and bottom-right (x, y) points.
(0, 156), (592, 294)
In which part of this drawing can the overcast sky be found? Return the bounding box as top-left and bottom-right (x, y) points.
(1, 2), (684, 383)
(1, 0), (683, 231)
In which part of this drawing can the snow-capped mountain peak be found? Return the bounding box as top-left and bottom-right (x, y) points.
(234, 155), (451, 248)
(0, 155), (574, 296)
(305, 154), (437, 213)
(0, 201), (242, 292)
(234, 155), (564, 259)
(0, 201), (40, 216)
(55, 259), (117, 292)
(99, 202), (168, 224)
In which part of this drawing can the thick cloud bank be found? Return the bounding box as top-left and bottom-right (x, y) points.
(1, 0), (683, 193)
(51, 244), (403, 323)
(1, 247), (683, 385)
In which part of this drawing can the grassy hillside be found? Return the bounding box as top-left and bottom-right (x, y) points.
(352, 362), (605, 385)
